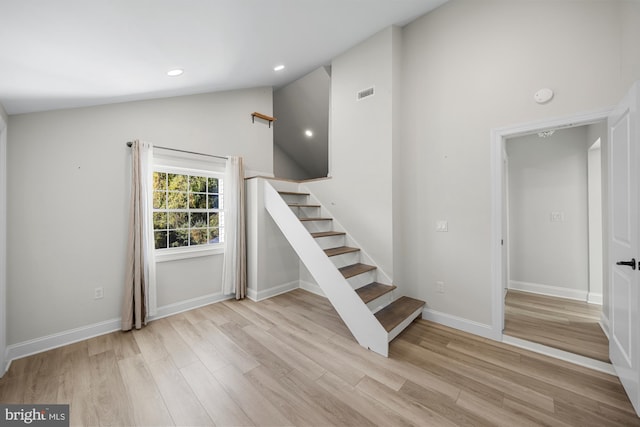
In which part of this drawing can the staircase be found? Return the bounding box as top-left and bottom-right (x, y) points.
(264, 182), (425, 357)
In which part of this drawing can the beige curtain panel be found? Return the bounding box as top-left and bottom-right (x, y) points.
(222, 156), (247, 300)
(122, 140), (148, 330)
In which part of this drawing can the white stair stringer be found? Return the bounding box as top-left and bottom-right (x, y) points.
(263, 181), (390, 357)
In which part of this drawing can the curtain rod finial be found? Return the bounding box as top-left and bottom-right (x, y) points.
(126, 141), (133, 147)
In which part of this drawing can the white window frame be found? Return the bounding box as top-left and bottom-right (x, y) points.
(152, 164), (225, 263)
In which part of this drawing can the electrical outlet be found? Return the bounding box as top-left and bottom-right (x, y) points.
(436, 281), (445, 294)
(94, 287), (104, 299)
(436, 220), (448, 232)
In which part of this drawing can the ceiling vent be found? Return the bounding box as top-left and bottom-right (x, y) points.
(357, 86), (375, 101)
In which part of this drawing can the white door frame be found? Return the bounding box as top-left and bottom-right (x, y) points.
(0, 114), (6, 375)
(490, 107), (613, 340)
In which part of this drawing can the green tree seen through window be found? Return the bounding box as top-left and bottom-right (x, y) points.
(153, 171), (223, 249)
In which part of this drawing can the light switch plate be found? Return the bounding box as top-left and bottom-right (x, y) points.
(550, 211), (564, 222)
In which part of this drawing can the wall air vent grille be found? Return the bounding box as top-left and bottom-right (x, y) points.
(357, 86), (375, 101)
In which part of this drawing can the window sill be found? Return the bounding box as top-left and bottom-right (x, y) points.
(155, 245), (224, 263)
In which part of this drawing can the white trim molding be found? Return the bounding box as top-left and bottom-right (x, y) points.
(6, 318), (121, 364)
(509, 280), (588, 302)
(5, 292), (232, 370)
(422, 308), (497, 340)
(588, 292), (603, 305)
(503, 335), (615, 375)
(247, 281), (300, 302)
(600, 312), (610, 339)
(490, 106), (614, 342)
(299, 280), (325, 297)
(0, 115), (6, 376)
(150, 292), (233, 320)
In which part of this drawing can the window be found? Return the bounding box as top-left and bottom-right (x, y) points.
(152, 170), (223, 251)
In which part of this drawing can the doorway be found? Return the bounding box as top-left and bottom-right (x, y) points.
(490, 108), (614, 371)
(502, 124), (608, 362)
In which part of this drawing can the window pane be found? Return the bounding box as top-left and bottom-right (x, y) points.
(153, 172), (167, 190)
(189, 193), (207, 209)
(168, 173), (188, 191)
(208, 178), (218, 193)
(153, 212), (167, 230)
(154, 231), (168, 249)
(153, 191), (166, 209)
(169, 230), (189, 248)
(208, 195), (219, 209)
(190, 176), (207, 192)
(168, 212), (188, 229)
(190, 212), (207, 228)
(209, 227), (219, 243)
(209, 212), (219, 228)
(167, 192), (187, 209)
(190, 228), (208, 245)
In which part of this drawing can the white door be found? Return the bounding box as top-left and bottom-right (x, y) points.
(609, 82), (640, 414)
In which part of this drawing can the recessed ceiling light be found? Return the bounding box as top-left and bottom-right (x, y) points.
(274, 65), (285, 72)
(305, 130), (313, 137)
(167, 69), (184, 77)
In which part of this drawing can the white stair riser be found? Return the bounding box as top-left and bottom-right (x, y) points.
(302, 221), (333, 233)
(367, 291), (396, 314)
(329, 252), (361, 269)
(290, 206), (321, 218)
(280, 194), (308, 204)
(347, 271), (377, 289)
(387, 307), (423, 342)
(314, 235), (346, 250)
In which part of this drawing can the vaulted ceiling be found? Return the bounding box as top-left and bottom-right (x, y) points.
(0, 0), (447, 115)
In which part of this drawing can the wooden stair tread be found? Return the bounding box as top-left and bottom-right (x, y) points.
(299, 217), (332, 222)
(356, 282), (397, 304)
(339, 263), (376, 278)
(375, 296), (426, 332)
(311, 231), (346, 238)
(289, 204), (321, 208)
(279, 191), (309, 196)
(324, 246), (360, 257)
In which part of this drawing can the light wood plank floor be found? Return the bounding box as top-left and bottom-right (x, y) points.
(504, 290), (609, 363)
(1, 289), (637, 426)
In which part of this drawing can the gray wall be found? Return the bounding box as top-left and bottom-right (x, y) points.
(273, 143), (311, 181)
(7, 88), (273, 344)
(507, 127), (589, 297)
(397, 0), (640, 326)
(306, 26), (400, 280)
(273, 67), (330, 180)
(0, 102), (7, 372)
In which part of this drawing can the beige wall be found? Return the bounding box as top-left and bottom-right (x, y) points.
(7, 88), (272, 344)
(397, 0), (640, 326)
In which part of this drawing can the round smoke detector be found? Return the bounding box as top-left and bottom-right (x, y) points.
(534, 88), (554, 104)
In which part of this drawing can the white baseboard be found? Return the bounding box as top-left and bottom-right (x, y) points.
(299, 280), (325, 297)
(247, 281), (300, 302)
(150, 292), (233, 320)
(6, 317), (121, 365)
(421, 308), (497, 340)
(4, 292), (234, 373)
(588, 292), (603, 305)
(600, 312), (610, 339)
(509, 280), (588, 301)
(502, 335), (615, 375)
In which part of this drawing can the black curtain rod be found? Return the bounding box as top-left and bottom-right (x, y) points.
(126, 141), (228, 161)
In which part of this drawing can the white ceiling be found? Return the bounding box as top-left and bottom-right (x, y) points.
(0, 0), (447, 115)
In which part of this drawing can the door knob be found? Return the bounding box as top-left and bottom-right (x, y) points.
(616, 258), (637, 270)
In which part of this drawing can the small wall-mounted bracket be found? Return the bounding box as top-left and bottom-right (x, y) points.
(251, 112), (276, 128)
